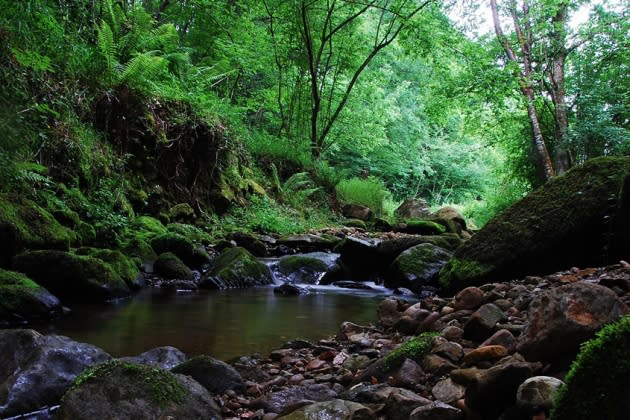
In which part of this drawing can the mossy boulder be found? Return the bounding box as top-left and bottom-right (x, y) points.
(76, 221), (96, 245)
(151, 232), (210, 267)
(58, 360), (221, 419)
(12, 250), (130, 302)
(440, 157), (630, 292)
(75, 248), (142, 289)
(354, 332), (438, 384)
(399, 219), (447, 235)
(277, 252), (342, 284)
(0, 269), (62, 324)
(388, 243), (453, 293)
(201, 247), (272, 289)
(130, 215), (168, 241)
(154, 252), (194, 280)
(168, 203), (196, 223)
(0, 194), (77, 267)
(121, 236), (158, 262)
(167, 223), (213, 245)
(551, 315), (630, 420)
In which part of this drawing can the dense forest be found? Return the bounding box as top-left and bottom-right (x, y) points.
(1, 0), (627, 235)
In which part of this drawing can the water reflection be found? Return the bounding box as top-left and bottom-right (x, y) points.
(37, 286), (387, 361)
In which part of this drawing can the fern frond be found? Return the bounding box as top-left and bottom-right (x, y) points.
(283, 172), (313, 193)
(97, 20), (118, 84)
(119, 52), (167, 92)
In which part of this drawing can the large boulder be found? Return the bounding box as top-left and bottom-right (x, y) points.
(278, 399), (372, 419)
(153, 252), (194, 280)
(276, 252), (342, 284)
(171, 355), (245, 394)
(151, 232), (211, 267)
(395, 198), (431, 219)
(388, 243), (453, 293)
(200, 247), (272, 289)
(440, 157), (630, 292)
(342, 204), (373, 221)
(517, 282), (628, 365)
(0, 194), (77, 267)
(551, 315), (630, 420)
(120, 346), (187, 370)
(57, 360), (221, 420)
(0, 268), (62, 325)
(0, 329), (112, 418)
(12, 250), (131, 302)
(74, 247), (142, 289)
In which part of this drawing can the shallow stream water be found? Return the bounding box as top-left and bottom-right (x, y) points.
(36, 285), (389, 361)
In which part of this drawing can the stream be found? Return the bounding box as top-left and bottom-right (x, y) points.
(35, 284), (390, 361)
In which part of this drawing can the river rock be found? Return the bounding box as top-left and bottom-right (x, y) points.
(439, 157), (630, 292)
(278, 399), (372, 419)
(263, 384), (338, 414)
(342, 204), (372, 221)
(120, 346), (187, 370)
(517, 282), (628, 364)
(337, 236), (382, 278)
(409, 401), (463, 420)
(200, 247), (272, 289)
(57, 360), (221, 420)
(12, 250), (131, 302)
(378, 297), (404, 328)
(277, 252), (341, 284)
(0, 268), (62, 324)
(516, 376), (564, 412)
(388, 243), (453, 294)
(452, 287), (484, 310)
(227, 231), (268, 256)
(276, 234), (340, 253)
(432, 378), (466, 404)
(395, 198), (431, 219)
(0, 329), (111, 418)
(431, 207), (468, 232)
(464, 356), (537, 419)
(274, 283), (309, 295)
(479, 329), (516, 353)
(171, 355), (245, 393)
(463, 303), (506, 341)
(153, 251), (194, 280)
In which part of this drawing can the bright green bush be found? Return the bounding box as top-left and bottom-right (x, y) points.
(335, 177), (391, 217)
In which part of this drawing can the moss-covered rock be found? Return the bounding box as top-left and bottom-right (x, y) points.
(171, 355), (245, 393)
(551, 315), (630, 420)
(278, 255), (329, 274)
(58, 360), (221, 419)
(0, 194), (77, 267)
(344, 219), (367, 229)
(201, 247), (272, 289)
(354, 332), (438, 383)
(168, 203), (196, 223)
(12, 250), (130, 302)
(167, 223), (213, 245)
(277, 253), (341, 284)
(154, 252), (194, 280)
(120, 236), (157, 262)
(130, 215), (167, 241)
(399, 219), (447, 235)
(75, 248), (142, 289)
(0, 268), (62, 324)
(151, 232), (210, 267)
(439, 157), (630, 292)
(388, 243), (453, 293)
(76, 221), (96, 245)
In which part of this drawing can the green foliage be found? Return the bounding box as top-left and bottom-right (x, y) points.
(551, 315), (630, 420)
(336, 177), (390, 217)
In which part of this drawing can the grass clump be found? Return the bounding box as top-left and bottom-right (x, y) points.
(336, 177), (390, 217)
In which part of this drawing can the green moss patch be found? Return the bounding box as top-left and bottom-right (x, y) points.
(154, 252), (193, 280)
(71, 360), (187, 408)
(278, 255), (329, 275)
(74, 248), (140, 288)
(12, 250), (130, 302)
(206, 247), (272, 288)
(402, 219), (447, 235)
(166, 223), (213, 245)
(551, 315), (630, 420)
(0, 268), (62, 321)
(0, 194), (77, 267)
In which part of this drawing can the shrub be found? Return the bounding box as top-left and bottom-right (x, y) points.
(335, 177), (391, 217)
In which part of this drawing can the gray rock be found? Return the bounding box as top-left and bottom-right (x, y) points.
(278, 399), (372, 419)
(171, 355), (245, 393)
(120, 346), (186, 370)
(388, 244), (453, 293)
(395, 198), (432, 219)
(432, 378), (465, 404)
(57, 360), (220, 420)
(0, 329), (111, 418)
(342, 204), (373, 221)
(516, 376), (564, 411)
(264, 384), (338, 414)
(463, 303), (506, 341)
(409, 401), (464, 420)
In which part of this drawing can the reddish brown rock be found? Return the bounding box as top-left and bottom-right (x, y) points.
(463, 345), (508, 365)
(453, 287), (485, 311)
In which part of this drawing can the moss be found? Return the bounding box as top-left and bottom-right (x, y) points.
(278, 255), (329, 274)
(167, 223), (213, 245)
(439, 258), (494, 291)
(121, 237), (157, 262)
(403, 219), (447, 235)
(0, 194), (77, 267)
(344, 219), (367, 229)
(150, 231), (211, 267)
(440, 157), (630, 291)
(154, 252), (193, 280)
(75, 248), (140, 287)
(70, 360), (187, 408)
(130, 215), (167, 240)
(76, 221), (96, 245)
(382, 332), (439, 368)
(551, 315), (630, 420)
(209, 247), (271, 287)
(168, 203), (195, 223)
(12, 250), (130, 302)
(0, 268), (61, 320)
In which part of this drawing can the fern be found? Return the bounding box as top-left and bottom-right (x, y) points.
(119, 52), (167, 92)
(97, 20), (117, 85)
